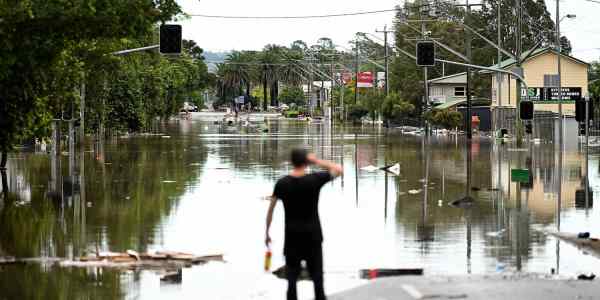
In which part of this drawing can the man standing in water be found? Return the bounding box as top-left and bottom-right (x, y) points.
(265, 149), (343, 300)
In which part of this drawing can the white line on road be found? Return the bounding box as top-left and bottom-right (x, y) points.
(401, 284), (424, 299)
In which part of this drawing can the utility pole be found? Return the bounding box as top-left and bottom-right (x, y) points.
(355, 38), (360, 105)
(421, 4), (430, 134)
(465, 0), (473, 140)
(376, 25), (393, 97)
(79, 72), (86, 147)
(454, 0), (482, 139)
(557, 0), (563, 146)
(515, 0), (524, 146)
(497, 0), (503, 131)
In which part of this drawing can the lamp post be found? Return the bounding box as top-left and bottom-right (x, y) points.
(556, 13), (576, 147)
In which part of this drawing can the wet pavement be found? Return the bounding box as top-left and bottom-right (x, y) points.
(0, 116), (599, 299)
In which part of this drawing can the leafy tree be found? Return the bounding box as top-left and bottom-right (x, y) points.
(279, 87), (305, 106)
(0, 0), (183, 168)
(382, 93), (415, 122)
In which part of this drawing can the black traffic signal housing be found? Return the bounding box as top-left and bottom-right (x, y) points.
(525, 122), (532, 134)
(576, 99), (594, 123)
(416, 41), (435, 67)
(520, 101), (534, 120)
(160, 24), (182, 55)
(579, 122), (587, 136)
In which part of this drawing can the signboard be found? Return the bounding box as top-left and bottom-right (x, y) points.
(235, 96), (245, 104)
(342, 72), (353, 85)
(522, 87), (582, 102)
(377, 72), (386, 88)
(511, 168), (530, 183)
(357, 72), (374, 88)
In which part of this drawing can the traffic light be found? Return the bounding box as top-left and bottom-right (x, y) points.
(160, 24), (182, 55)
(579, 122), (586, 136)
(519, 101), (534, 120)
(416, 41), (435, 66)
(575, 99), (594, 122)
(525, 123), (532, 134)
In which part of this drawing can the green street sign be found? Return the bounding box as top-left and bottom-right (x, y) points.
(511, 168), (530, 183)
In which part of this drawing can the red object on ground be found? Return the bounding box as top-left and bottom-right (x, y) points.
(264, 250), (272, 271)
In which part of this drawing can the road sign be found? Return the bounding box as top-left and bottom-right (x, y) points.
(511, 169), (530, 183)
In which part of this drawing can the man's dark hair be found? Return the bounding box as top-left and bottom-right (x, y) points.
(291, 149), (308, 167)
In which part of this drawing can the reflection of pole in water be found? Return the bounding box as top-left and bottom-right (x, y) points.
(355, 133), (359, 206)
(384, 171), (388, 220)
(466, 208), (472, 274)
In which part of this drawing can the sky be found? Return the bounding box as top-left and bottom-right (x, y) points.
(175, 0), (600, 62)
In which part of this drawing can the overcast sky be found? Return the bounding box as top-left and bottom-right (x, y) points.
(175, 0), (600, 62)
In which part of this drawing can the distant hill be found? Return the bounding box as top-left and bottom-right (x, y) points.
(203, 51), (229, 72)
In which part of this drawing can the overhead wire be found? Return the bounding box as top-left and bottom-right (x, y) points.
(187, 8), (397, 19)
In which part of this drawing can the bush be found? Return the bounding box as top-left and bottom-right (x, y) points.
(425, 109), (463, 129)
(348, 104), (369, 121)
(285, 110), (299, 118)
(382, 92), (415, 122)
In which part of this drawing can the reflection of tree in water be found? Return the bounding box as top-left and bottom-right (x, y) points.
(0, 132), (208, 299)
(0, 264), (122, 300)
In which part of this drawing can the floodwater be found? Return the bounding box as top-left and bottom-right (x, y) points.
(1, 116), (599, 300)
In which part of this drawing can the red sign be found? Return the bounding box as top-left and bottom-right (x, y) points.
(357, 72), (374, 88)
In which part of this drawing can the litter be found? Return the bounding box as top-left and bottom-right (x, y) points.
(578, 232), (591, 239)
(486, 229), (506, 238)
(272, 265), (311, 281)
(360, 165), (379, 172)
(577, 273), (595, 280)
(359, 268), (423, 279)
(449, 196), (475, 208)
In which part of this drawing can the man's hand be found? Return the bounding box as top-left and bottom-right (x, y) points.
(265, 234), (272, 248)
(306, 153), (343, 178)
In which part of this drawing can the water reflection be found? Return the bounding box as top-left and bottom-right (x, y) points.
(0, 118), (599, 299)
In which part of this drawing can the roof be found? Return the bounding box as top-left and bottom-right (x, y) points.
(433, 98), (492, 110)
(485, 47), (589, 71)
(428, 72), (467, 85)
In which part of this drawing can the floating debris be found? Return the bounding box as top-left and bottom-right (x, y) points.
(577, 273), (596, 281)
(161, 136), (171, 139)
(360, 165), (379, 172)
(486, 229), (506, 238)
(161, 180), (176, 183)
(408, 189), (422, 195)
(449, 196), (475, 208)
(360, 268), (423, 279)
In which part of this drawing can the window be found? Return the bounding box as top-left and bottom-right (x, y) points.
(454, 86), (466, 97)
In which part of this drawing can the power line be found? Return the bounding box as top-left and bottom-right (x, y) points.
(187, 8), (397, 19)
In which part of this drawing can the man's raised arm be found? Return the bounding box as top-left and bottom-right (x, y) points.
(307, 154), (343, 178)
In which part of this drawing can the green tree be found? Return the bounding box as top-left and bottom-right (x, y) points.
(279, 87), (306, 106)
(0, 0), (183, 168)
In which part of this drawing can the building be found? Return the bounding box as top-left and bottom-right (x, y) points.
(489, 48), (589, 116)
(428, 72), (467, 106)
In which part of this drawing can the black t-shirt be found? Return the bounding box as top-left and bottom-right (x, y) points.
(273, 171), (332, 254)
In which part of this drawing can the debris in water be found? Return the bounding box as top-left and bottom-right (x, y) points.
(189, 163), (202, 166)
(160, 269), (183, 283)
(438, 200), (443, 207)
(449, 196), (475, 208)
(360, 268), (423, 279)
(360, 165), (379, 172)
(161, 136), (171, 139)
(577, 273), (596, 281)
(162, 180), (176, 183)
(382, 163), (400, 176)
(408, 189), (422, 195)
(87, 202), (93, 208)
(273, 265), (311, 281)
(486, 229), (506, 238)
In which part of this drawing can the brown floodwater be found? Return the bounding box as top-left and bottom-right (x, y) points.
(0, 117), (598, 299)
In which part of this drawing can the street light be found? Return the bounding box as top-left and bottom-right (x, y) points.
(556, 12), (576, 147)
(559, 14), (576, 23)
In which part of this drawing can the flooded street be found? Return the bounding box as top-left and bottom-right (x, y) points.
(1, 117), (599, 299)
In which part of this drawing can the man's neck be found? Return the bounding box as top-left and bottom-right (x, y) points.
(290, 167), (306, 177)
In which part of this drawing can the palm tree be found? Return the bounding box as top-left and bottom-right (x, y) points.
(258, 45), (281, 110)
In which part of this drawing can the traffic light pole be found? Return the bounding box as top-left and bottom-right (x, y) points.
(585, 96), (590, 209)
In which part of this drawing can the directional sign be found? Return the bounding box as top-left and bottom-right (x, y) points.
(511, 168), (530, 183)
